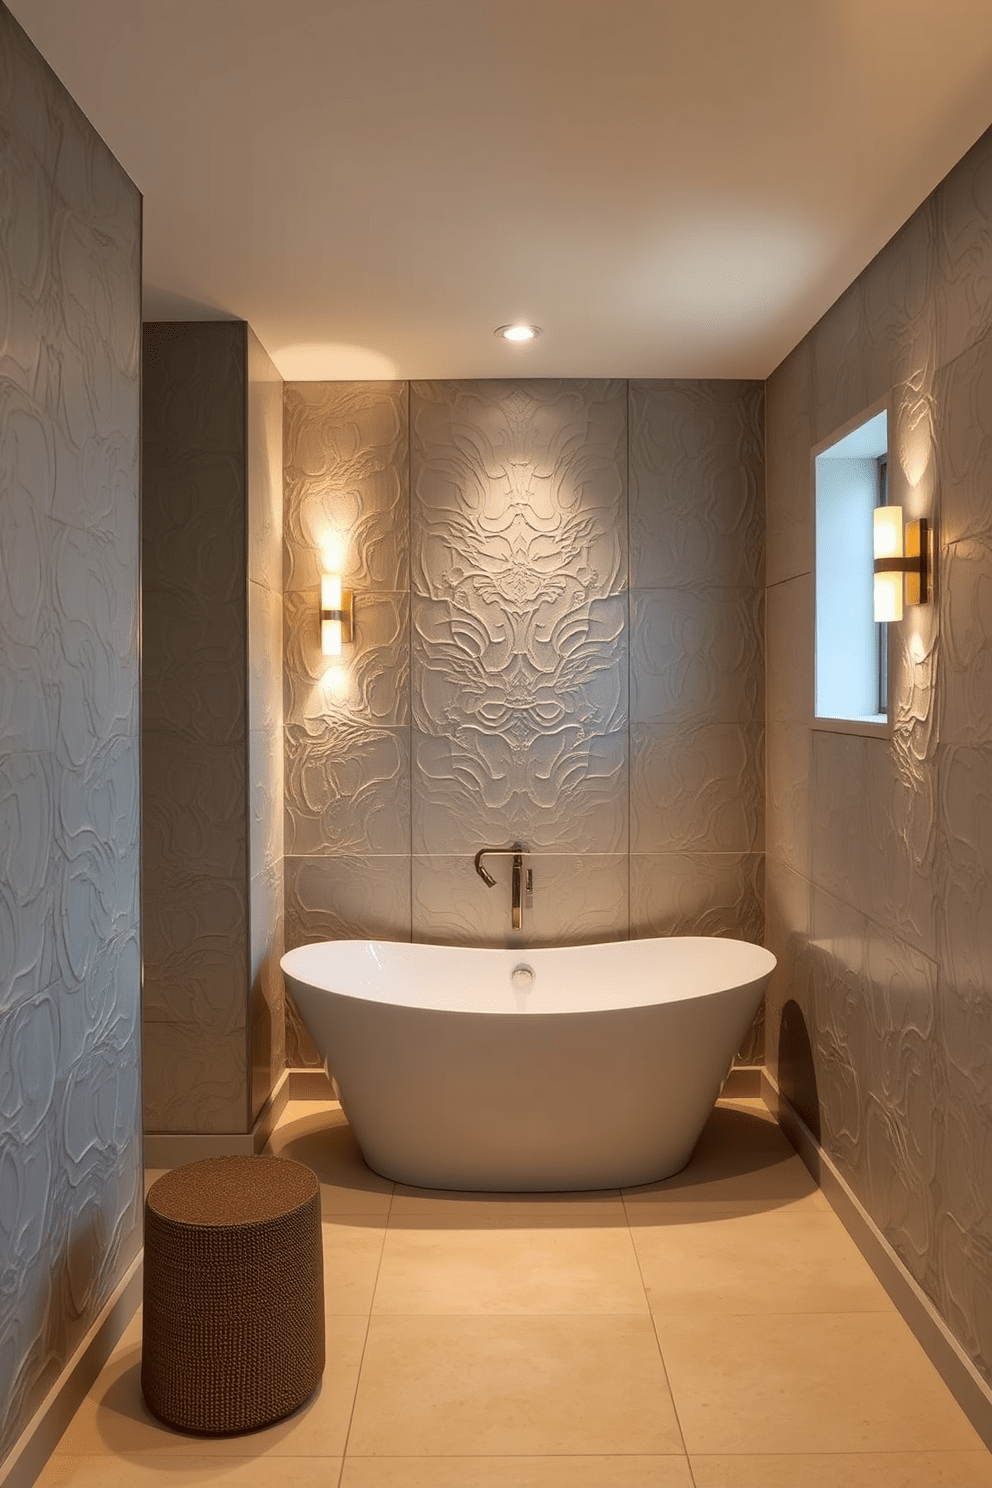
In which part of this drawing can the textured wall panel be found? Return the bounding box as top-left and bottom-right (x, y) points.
(629, 380), (764, 589)
(284, 380), (409, 594)
(809, 885), (941, 1295)
(247, 331), (285, 1121)
(766, 122), (992, 1390)
(630, 723), (763, 854)
(764, 341), (815, 589)
(630, 587), (763, 725)
(934, 128), (992, 372)
(629, 852), (763, 943)
(412, 853), (629, 949)
(411, 726), (627, 856)
(286, 720), (410, 855)
(141, 324), (285, 1131)
(0, 6), (141, 1466)
(285, 854), (412, 948)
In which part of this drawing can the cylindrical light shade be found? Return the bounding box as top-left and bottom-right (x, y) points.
(873, 504), (903, 560)
(320, 573), (342, 611)
(321, 617), (343, 656)
(321, 573), (343, 656)
(874, 570), (904, 623)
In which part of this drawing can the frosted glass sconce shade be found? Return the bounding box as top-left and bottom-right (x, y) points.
(872, 506), (929, 621)
(320, 573), (353, 655)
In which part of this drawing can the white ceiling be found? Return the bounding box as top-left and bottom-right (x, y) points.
(10, 0), (992, 381)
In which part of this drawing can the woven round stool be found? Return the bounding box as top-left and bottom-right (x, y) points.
(141, 1155), (324, 1434)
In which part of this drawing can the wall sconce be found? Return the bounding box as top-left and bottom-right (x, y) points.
(320, 573), (354, 656)
(873, 507), (930, 622)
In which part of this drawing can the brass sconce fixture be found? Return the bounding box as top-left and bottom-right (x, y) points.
(873, 507), (930, 622)
(320, 572), (354, 656)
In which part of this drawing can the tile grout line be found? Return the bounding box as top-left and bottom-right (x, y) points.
(621, 1182), (697, 1476)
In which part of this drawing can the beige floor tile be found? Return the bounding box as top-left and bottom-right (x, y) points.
(387, 1188), (624, 1224)
(340, 1456), (694, 1487)
(323, 1216), (388, 1314)
(630, 1204), (893, 1314)
(656, 1311), (985, 1455)
(55, 1316), (367, 1459)
(690, 1452), (992, 1487)
(347, 1313), (683, 1456)
(38, 1455), (343, 1485)
(623, 1105), (828, 1211)
(267, 1107), (393, 1217)
(372, 1219), (648, 1314)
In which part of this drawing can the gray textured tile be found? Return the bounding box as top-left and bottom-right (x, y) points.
(411, 379), (628, 601)
(629, 852), (763, 945)
(630, 587), (763, 725)
(412, 727), (627, 855)
(764, 339), (814, 588)
(284, 380), (409, 593)
(629, 380), (764, 589)
(285, 720), (411, 856)
(765, 573), (813, 724)
(412, 853), (629, 949)
(630, 723), (763, 854)
(285, 853), (413, 946)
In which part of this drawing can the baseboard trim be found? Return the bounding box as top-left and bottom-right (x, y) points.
(287, 1067), (336, 1101)
(0, 1250), (142, 1488)
(761, 1067), (992, 1451)
(143, 1069), (291, 1168)
(721, 1065), (762, 1098)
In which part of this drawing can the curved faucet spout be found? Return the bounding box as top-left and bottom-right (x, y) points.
(474, 844), (528, 930)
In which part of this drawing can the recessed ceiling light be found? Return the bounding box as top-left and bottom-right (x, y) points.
(495, 323), (542, 342)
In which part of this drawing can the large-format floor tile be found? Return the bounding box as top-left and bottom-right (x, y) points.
(38, 1456), (343, 1486)
(267, 1104), (394, 1216)
(690, 1452), (992, 1488)
(347, 1314), (683, 1456)
(656, 1311), (984, 1455)
(323, 1215), (388, 1314)
(630, 1204), (892, 1314)
(622, 1104), (827, 1211)
(388, 1188), (623, 1224)
(372, 1218), (647, 1314)
(54, 1316), (367, 1459)
(341, 1457), (694, 1487)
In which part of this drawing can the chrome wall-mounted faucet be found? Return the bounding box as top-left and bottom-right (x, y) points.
(474, 844), (531, 930)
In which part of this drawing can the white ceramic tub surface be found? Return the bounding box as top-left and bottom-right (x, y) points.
(280, 937), (776, 1191)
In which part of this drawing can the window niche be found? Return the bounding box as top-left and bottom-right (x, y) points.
(813, 405), (890, 733)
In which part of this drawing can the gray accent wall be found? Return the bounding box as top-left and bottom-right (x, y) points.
(0, 3), (142, 1467)
(765, 123), (992, 1388)
(283, 378), (765, 1065)
(142, 321), (284, 1134)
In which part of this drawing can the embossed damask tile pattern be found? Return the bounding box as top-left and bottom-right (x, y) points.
(629, 381), (764, 589)
(0, 6), (142, 1464)
(410, 380), (629, 861)
(284, 381), (409, 594)
(412, 854), (629, 948)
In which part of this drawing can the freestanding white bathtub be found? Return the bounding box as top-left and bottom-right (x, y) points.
(280, 937), (776, 1191)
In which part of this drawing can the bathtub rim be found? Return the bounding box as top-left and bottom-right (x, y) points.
(280, 934), (777, 1018)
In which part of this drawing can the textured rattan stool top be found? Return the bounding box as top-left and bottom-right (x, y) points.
(147, 1155), (318, 1228)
